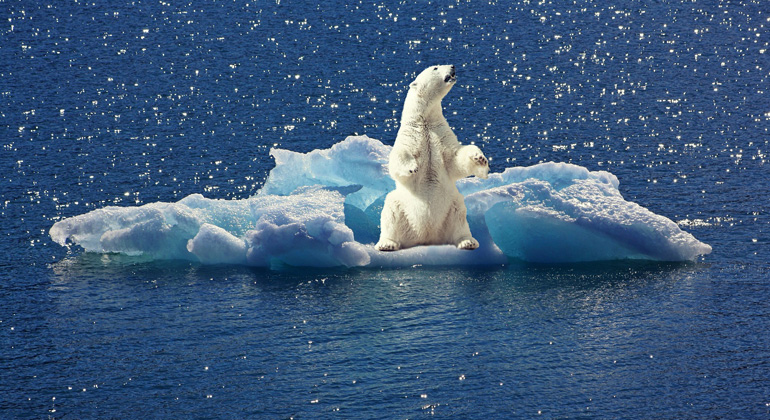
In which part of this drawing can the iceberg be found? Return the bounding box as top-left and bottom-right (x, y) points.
(50, 135), (711, 267)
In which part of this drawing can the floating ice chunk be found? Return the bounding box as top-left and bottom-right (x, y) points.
(50, 200), (209, 260)
(187, 224), (247, 265)
(243, 188), (369, 267)
(50, 187), (370, 267)
(50, 136), (711, 267)
(244, 219), (369, 268)
(262, 135), (394, 209)
(465, 178), (712, 262)
(457, 161), (620, 196)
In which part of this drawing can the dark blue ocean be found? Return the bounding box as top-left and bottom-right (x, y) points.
(2, 0), (769, 418)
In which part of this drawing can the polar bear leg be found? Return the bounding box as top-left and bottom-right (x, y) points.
(388, 147), (420, 186)
(442, 196), (478, 250)
(376, 193), (406, 252)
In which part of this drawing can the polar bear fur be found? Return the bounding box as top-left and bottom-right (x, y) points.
(375, 65), (489, 252)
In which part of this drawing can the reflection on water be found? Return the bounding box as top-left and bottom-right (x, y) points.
(32, 255), (721, 418)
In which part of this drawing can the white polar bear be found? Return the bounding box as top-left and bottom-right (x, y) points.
(375, 65), (489, 252)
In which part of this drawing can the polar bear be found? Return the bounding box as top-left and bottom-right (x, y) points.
(375, 65), (489, 252)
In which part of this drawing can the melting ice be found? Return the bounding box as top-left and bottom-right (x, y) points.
(50, 135), (712, 267)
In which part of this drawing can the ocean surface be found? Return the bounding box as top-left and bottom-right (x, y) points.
(2, 0), (769, 418)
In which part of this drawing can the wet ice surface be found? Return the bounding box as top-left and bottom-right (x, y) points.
(2, 0), (769, 418)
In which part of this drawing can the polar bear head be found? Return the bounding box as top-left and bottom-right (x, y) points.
(402, 65), (457, 121)
(409, 64), (457, 103)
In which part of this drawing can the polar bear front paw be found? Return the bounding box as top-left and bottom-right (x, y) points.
(376, 239), (401, 252)
(395, 164), (418, 178)
(471, 152), (488, 168)
(470, 152), (489, 179)
(457, 238), (479, 250)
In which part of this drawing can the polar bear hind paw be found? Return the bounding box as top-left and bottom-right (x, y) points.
(457, 238), (479, 250)
(376, 239), (401, 252)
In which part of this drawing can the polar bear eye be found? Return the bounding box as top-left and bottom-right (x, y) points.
(433, 67), (438, 71)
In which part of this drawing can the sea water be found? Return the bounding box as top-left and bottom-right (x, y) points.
(2, 0), (769, 418)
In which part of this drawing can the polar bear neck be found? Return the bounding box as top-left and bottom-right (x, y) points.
(401, 89), (446, 126)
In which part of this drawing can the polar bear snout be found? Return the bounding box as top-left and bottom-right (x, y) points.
(444, 65), (457, 83)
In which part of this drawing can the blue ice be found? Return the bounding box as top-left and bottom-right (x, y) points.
(50, 136), (712, 267)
